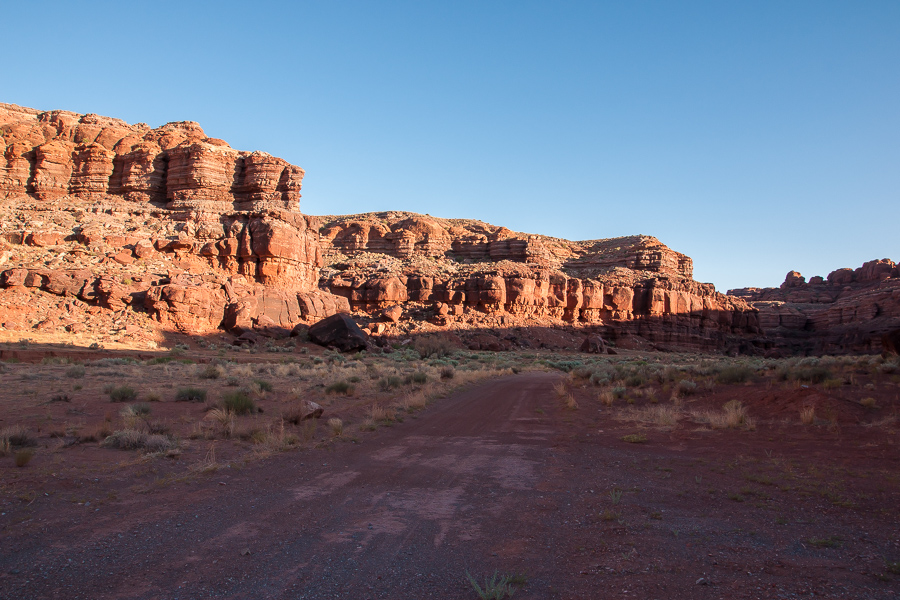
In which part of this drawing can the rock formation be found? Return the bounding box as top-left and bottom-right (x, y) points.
(317, 212), (758, 351)
(18, 101), (890, 355)
(0, 103), (347, 344)
(729, 260), (900, 354)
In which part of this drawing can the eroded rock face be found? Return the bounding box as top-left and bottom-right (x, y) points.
(0, 104), (347, 340)
(0, 103), (304, 212)
(729, 259), (900, 353)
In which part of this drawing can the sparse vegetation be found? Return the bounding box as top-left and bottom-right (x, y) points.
(175, 387), (207, 403)
(466, 570), (519, 599)
(107, 385), (138, 403)
(222, 390), (256, 415)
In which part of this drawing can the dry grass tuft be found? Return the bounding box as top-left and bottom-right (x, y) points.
(799, 405), (816, 425)
(328, 418), (344, 436)
(598, 389), (614, 406)
(694, 400), (754, 430)
(205, 408), (235, 437)
(553, 380), (568, 398)
(565, 393), (579, 410)
(102, 429), (177, 453)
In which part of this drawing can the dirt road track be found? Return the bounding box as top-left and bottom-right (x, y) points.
(2, 372), (898, 599)
(1, 373), (583, 599)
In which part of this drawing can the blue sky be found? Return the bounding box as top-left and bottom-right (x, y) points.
(4, 1), (898, 291)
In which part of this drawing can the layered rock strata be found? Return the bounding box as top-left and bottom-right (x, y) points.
(0, 104), (346, 340)
(729, 259), (900, 354)
(318, 213), (756, 351)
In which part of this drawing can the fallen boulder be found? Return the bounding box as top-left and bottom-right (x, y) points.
(308, 313), (369, 352)
(580, 334), (608, 354)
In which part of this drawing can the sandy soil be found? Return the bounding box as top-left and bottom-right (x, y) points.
(1, 364), (899, 599)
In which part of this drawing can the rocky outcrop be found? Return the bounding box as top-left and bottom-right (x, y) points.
(0, 104), (303, 211)
(0, 104), (349, 340)
(318, 213), (756, 352)
(728, 260), (900, 354)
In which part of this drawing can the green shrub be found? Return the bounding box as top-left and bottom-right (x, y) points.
(175, 387), (207, 403)
(254, 379), (274, 392)
(223, 390), (256, 415)
(379, 376), (403, 391)
(108, 385), (138, 403)
(102, 429), (176, 453)
(325, 380), (355, 395)
(65, 365), (86, 378)
(715, 365), (755, 384)
(407, 371), (428, 385)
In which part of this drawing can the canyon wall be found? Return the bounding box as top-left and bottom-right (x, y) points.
(729, 259), (900, 354)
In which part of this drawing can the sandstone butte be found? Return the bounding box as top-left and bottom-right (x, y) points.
(0, 103), (896, 355)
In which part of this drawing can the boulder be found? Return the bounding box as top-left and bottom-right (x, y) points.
(308, 313), (369, 352)
(382, 305), (403, 323)
(580, 334), (608, 354)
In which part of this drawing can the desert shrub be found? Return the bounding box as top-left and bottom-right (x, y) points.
(145, 392), (162, 402)
(624, 373), (646, 388)
(0, 425), (36, 448)
(795, 366), (831, 384)
(254, 379), (274, 392)
(175, 387), (207, 403)
(676, 379), (698, 396)
(440, 366), (455, 380)
(572, 367), (594, 380)
(325, 380), (355, 395)
(102, 429), (176, 453)
(121, 403), (151, 417)
(622, 433), (647, 443)
(108, 385), (138, 403)
(715, 365), (755, 385)
(406, 371), (428, 385)
(415, 337), (453, 359)
(860, 397), (876, 408)
(65, 365), (86, 379)
(198, 364), (223, 380)
(379, 376), (403, 391)
(612, 386), (627, 399)
(222, 390), (256, 415)
(14, 448), (35, 467)
(589, 371), (610, 386)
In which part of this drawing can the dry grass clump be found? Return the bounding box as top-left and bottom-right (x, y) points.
(614, 405), (680, 428)
(327, 418), (344, 436)
(198, 363), (224, 380)
(107, 385), (138, 403)
(440, 366), (455, 380)
(675, 379), (698, 396)
(414, 336), (454, 359)
(552, 380), (568, 398)
(694, 400), (754, 430)
(102, 429), (177, 453)
(397, 388), (430, 412)
(205, 408), (235, 438)
(565, 393), (579, 410)
(598, 389), (615, 406)
(860, 397), (877, 408)
(715, 364), (755, 385)
(0, 425), (37, 450)
(799, 405), (816, 425)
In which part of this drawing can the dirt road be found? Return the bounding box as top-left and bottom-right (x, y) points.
(2, 372), (898, 599)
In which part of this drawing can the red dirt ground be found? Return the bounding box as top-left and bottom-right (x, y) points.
(1, 371), (899, 599)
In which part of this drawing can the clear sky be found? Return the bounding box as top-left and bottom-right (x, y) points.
(3, 1), (898, 292)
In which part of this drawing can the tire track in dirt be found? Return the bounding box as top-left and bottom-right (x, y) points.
(2, 372), (568, 600)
